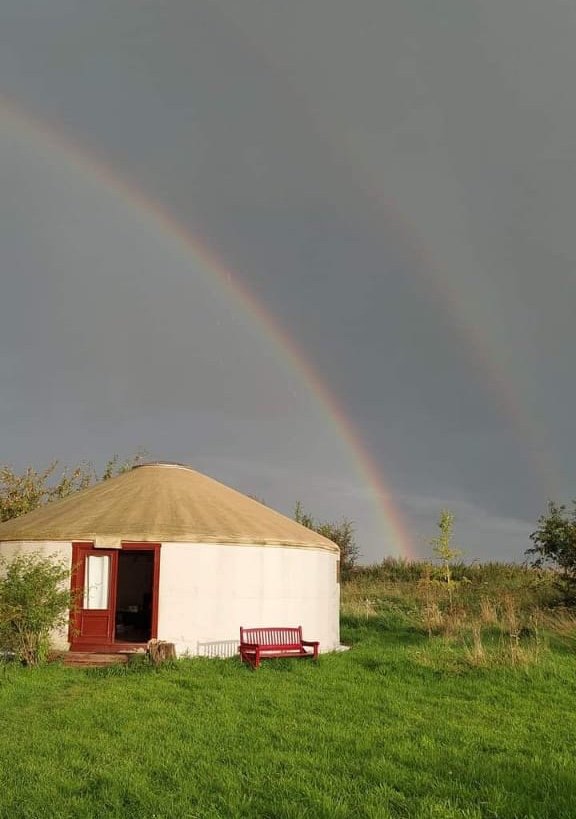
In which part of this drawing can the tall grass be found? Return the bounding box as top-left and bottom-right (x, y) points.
(342, 559), (566, 670)
(345, 558), (560, 612)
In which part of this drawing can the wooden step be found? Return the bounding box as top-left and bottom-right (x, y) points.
(50, 651), (132, 668)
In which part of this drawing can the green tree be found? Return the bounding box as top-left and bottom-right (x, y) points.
(430, 509), (462, 611)
(0, 552), (72, 665)
(527, 501), (576, 594)
(294, 502), (359, 579)
(0, 452), (147, 523)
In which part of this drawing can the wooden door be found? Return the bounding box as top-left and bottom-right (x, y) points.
(69, 543), (118, 650)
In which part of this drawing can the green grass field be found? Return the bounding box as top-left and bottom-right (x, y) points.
(1, 613), (575, 818)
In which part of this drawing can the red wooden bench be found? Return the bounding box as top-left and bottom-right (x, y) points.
(239, 626), (319, 669)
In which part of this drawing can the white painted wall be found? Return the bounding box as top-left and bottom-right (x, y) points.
(0, 541), (73, 650)
(157, 543), (340, 657)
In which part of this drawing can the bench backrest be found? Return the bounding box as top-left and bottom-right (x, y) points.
(240, 626), (303, 648)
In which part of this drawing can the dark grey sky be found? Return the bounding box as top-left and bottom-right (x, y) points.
(1, 0), (575, 561)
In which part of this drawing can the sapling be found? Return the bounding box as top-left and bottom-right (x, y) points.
(430, 510), (462, 612)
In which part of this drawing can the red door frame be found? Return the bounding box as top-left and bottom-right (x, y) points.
(120, 543), (161, 644)
(69, 542), (161, 652)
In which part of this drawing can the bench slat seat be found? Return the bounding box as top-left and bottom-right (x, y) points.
(239, 626), (319, 669)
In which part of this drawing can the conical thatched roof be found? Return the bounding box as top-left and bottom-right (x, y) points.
(0, 463), (338, 552)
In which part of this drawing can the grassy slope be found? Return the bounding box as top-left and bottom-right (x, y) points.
(1, 617), (576, 818)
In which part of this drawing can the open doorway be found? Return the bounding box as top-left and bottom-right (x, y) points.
(114, 550), (155, 643)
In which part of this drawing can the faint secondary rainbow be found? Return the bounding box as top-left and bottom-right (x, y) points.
(0, 94), (413, 558)
(352, 177), (561, 502)
(224, 19), (561, 501)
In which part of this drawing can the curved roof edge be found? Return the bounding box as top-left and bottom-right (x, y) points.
(0, 463), (339, 554)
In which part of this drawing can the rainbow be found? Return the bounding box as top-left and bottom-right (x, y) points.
(0, 94), (414, 558)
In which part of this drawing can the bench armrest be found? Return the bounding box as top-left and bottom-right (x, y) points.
(302, 640), (319, 660)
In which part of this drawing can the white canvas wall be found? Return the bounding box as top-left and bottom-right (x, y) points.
(157, 542), (340, 657)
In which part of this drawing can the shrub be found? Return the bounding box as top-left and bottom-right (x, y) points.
(0, 553), (72, 666)
(294, 502), (359, 579)
(527, 500), (576, 602)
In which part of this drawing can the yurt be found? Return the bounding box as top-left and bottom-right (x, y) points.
(0, 463), (340, 657)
